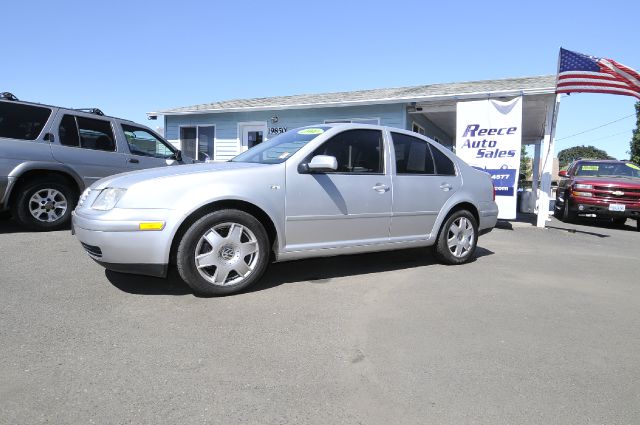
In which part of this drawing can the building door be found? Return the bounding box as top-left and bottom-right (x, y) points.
(239, 122), (267, 152)
(180, 125), (215, 161)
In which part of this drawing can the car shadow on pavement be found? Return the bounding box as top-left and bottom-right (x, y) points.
(104, 246), (494, 296)
(0, 217), (71, 234)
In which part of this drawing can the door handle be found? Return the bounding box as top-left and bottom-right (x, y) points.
(440, 183), (452, 191)
(373, 183), (390, 193)
(128, 158), (140, 164)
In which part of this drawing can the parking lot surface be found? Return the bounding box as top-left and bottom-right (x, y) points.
(1, 216), (639, 425)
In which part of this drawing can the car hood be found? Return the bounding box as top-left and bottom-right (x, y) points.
(92, 162), (269, 190)
(573, 176), (640, 188)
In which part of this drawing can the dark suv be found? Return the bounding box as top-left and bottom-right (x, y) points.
(554, 159), (640, 230)
(0, 93), (191, 231)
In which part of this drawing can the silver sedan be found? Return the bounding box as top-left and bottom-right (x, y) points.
(73, 124), (498, 296)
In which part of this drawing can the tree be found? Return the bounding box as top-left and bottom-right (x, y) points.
(557, 145), (613, 168)
(520, 146), (531, 181)
(630, 102), (640, 164)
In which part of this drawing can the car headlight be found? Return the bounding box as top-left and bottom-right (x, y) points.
(91, 188), (127, 210)
(574, 184), (593, 189)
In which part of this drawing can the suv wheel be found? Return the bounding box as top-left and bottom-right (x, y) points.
(176, 209), (270, 296)
(12, 179), (76, 231)
(434, 209), (478, 265)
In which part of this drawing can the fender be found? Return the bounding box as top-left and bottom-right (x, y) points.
(3, 161), (85, 206)
(430, 194), (481, 242)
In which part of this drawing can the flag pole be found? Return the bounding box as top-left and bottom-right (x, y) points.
(536, 48), (562, 226)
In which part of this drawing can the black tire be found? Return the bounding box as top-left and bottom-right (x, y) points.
(434, 209), (478, 265)
(636, 219), (640, 232)
(611, 217), (627, 227)
(12, 178), (76, 231)
(561, 194), (577, 223)
(553, 197), (563, 219)
(176, 209), (270, 296)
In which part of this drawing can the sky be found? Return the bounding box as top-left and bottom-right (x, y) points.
(2, 0), (638, 160)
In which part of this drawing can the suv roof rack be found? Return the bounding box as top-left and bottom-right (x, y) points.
(75, 108), (105, 116)
(1, 92), (19, 101)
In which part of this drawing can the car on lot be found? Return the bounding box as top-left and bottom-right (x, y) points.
(0, 92), (191, 230)
(554, 159), (640, 230)
(72, 124), (499, 296)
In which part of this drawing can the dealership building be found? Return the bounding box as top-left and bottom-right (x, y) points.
(148, 75), (559, 226)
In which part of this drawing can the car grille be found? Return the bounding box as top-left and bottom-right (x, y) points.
(81, 242), (102, 258)
(592, 186), (640, 203)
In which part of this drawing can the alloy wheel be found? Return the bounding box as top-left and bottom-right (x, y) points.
(446, 216), (475, 258)
(28, 189), (68, 223)
(194, 222), (260, 286)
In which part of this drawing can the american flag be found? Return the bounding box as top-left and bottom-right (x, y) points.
(556, 48), (640, 99)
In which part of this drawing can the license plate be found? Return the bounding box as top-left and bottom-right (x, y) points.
(609, 203), (626, 212)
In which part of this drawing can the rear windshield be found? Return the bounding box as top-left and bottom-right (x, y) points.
(575, 161), (640, 178)
(0, 102), (52, 141)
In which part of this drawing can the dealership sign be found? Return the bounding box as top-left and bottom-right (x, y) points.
(456, 97), (522, 219)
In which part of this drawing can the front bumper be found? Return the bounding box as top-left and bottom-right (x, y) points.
(72, 209), (174, 277)
(569, 197), (640, 219)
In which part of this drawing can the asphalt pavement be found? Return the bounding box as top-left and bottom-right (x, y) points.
(0, 216), (639, 424)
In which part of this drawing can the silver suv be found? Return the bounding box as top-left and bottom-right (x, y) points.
(0, 93), (190, 230)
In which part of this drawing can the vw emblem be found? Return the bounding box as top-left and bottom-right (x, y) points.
(612, 190), (625, 196)
(219, 245), (236, 261)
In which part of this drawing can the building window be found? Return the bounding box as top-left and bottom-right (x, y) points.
(180, 125), (215, 161)
(324, 118), (380, 125)
(412, 122), (425, 135)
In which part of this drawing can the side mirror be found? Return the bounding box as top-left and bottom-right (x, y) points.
(44, 133), (55, 143)
(558, 170), (568, 178)
(307, 155), (338, 173)
(173, 149), (183, 162)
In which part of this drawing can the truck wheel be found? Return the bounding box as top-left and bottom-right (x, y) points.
(561, 195), (577, 223)
(176, 209), (270, 296)
(553, 196), (563, 219)
(12, 179), (76, 231)
(611, 217), (627, 227)
(434, 209), (478, 265)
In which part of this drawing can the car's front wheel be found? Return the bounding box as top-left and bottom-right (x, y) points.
(176, 209), (270, 296)
(434, 209), (478, 265)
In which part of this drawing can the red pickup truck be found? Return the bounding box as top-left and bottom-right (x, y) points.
(554, 159), (640, 230)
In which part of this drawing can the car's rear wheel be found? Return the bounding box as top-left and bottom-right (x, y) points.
(176, 209), (270, 296)
(434, 209), (478, 265)
(12, 179), (76, 231)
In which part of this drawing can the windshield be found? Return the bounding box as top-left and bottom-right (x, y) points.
(575, 161), (640, 178)
(231, 126), (331, 164)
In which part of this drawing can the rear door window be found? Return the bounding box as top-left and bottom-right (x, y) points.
(58, 115), (116, 151)
(430, 145), (456, 175)
(391, 132), (435, 175)
(0, 102), (52, 140)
